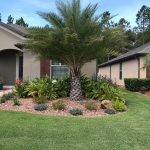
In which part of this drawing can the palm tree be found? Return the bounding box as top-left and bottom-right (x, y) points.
(26, 0), (126, 101)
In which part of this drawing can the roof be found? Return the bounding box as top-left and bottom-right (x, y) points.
(99, 42), (150, 67)
(0, 22), (26, 37)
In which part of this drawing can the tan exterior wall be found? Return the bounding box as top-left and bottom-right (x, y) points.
(98, 66), (110, 78)
(81, 60), (97, 78)
(111, 63), (122, 85)
(140, 56), (146, 78)
(98, 57), (147, 86)
(0, 27), (23, 51)
(123, 59), (138, 79)
(23, 50), (40, 80)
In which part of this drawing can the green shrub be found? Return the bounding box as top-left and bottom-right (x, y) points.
(33, 96), (48, 104)
(13, 97), (20, 106)
(55, 75), (93, 98)
(52, 100), (65, 110)
(113, 100), (125, 112)
(26, 76), (57, 101)
(0, 92), (15, 103)
(85, 101), (97, 110)
(15, 80), (30, 98)
(69, 108), (83, 116)
(0, 97), (7, 103)
(80, 75), (94, 98)
(104, 109), (116, 115)
(6, 92), (16, 99)
(55, 77), (71, 97)
(91, 81), (124, 101)
(124, 78), (150, 91)
(34, 104), (48, 111)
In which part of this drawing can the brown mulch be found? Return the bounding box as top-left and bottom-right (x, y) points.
(0, 98), (109, 118)
(140, 91), (150, 97)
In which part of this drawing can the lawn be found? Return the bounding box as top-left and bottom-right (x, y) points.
(0, 92), (150, 150)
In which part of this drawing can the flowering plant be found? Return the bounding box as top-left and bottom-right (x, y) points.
(15, 79), (22, 86)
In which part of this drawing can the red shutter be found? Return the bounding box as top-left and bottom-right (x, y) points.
(40, 59), (50, 77)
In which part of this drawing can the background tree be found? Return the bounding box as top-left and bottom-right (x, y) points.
(118, 18), (130, 30)
(136, 5), (150, 45)
(16, 17), (28, 27)
(7, 15), (14, 24)
(26, 0), (127, 101)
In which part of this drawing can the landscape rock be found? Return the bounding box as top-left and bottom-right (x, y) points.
(101, 100), (113, 109)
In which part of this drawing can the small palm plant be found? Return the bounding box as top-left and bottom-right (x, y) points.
(26, 0), (125, 101)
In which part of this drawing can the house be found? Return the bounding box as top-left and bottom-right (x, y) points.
(98, 43), (150, 86)
(0, 22), (97, 85)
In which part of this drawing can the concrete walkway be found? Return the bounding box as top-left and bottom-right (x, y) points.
(0, 86), (14, 97)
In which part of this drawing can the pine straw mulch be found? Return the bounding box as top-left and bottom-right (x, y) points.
(0, 98), (110, 118)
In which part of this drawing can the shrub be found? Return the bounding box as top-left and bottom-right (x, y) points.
(97, 75), (117, 87)
(55, 76), (71, 97)
(0, 92), (15, 103)
(15, 80), (30, 98)
(69, 108), (83, 116)
(104, 109), (116, 115)
(91, 81), (124, 101)
(52, 100), (65, 110)
(85, 101), (97, 110)
(33, 96), (48, 104)
(124, 78), (150, 91)
(80, 75), (94, 98)
(113, 100), (125, 112)
(0, 97), (7, 103)
(34, 104), (48, 111)
(55, 75), (93, 98)
(13, 97), (20, 106)
(26, 76), (57, 102)
(5, 92), (15, 99)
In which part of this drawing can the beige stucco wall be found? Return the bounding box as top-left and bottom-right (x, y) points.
(81, 60), (97, 78)
(98, 65), (110, 78)
(0, 26), (23, 51)
(98, 57), (147, 86)
(140, 56), (146, 78)
(23, 50), (40, 80)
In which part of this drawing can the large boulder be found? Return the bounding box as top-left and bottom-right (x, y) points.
(101, 100), (113, 109)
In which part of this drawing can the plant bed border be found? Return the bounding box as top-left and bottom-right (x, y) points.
(0, 98), (127, 118)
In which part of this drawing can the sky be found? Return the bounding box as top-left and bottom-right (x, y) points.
(0, 0), (149, 27)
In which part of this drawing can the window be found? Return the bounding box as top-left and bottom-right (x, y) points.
(51, 60), (69, 78)
(119, 63), (122, 80)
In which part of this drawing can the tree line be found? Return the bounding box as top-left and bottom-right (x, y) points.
(0, 13), (28, 27)
(98, 5), (150, 63)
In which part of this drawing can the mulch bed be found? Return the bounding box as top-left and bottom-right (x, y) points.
(0, 98), (110, 118)
(140, 91), (150, 97)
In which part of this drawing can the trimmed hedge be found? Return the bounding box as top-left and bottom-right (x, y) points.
(124, 78), (150, 91)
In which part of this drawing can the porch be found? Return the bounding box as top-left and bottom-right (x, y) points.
(0, 49), (23, 85)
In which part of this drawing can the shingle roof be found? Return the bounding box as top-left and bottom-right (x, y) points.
(99, 42), (150, 67)
(0, 22), (26, 37)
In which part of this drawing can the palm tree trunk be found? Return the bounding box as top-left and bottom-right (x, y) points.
(70, 69), (82, 101)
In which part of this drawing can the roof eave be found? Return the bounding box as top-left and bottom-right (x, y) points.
(98, 53), (146, 68)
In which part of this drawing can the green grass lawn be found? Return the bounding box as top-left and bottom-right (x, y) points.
(0, 92), (150, 150)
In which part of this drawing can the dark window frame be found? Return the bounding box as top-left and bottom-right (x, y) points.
(119, 62), (122, 80)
